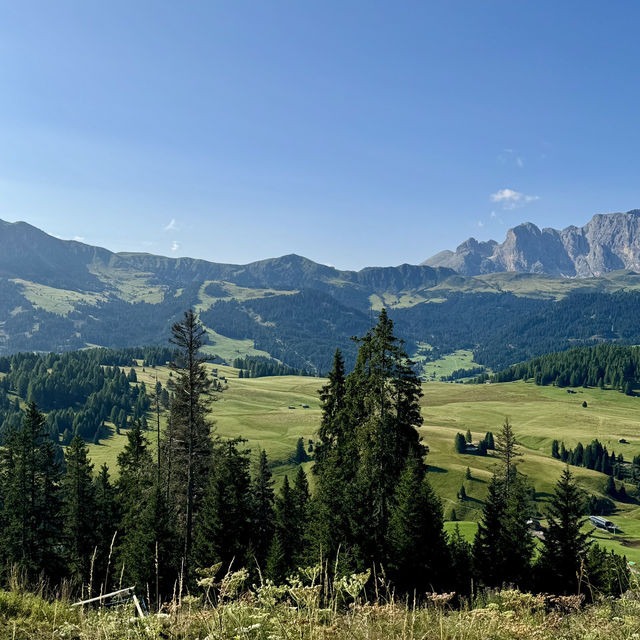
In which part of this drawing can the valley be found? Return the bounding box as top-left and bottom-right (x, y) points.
(78, 360), (640, 564)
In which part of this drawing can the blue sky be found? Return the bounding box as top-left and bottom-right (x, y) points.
(1, 1), (640, 270)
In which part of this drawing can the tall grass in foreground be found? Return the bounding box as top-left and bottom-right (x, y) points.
(2, 566), (640, 640)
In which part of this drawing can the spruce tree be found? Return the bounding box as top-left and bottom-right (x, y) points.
(473, 475), (506, 587)
(115, 425), (156, 591)
(193, 439), (252, 573)
(350, 309), (426, 565)
(267, 476), (299, 582)
(312, 349), (353, 558)
(93, 463), (118, 586)
(250, 450), (275, 572)
(447, 524), (473, 599)
(62, 435), (98, 583)
(0, 402), (63, 580)
(164, 309), (218, 568)
(387, 453), (447, 592)
(537, 467), (590, 594)
(494, 418), (520, 495)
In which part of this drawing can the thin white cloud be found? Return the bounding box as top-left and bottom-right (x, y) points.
(164, 218), (177, 231)
(171, 241), (180, 253)
(477, 221), (484, 228)
(490, 188), (539, 210)
(490, 211), (497, 218)
(73, 236), (85, 242)
(498, 149), (524, 168)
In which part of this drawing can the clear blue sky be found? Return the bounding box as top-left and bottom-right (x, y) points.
(1, 1), (640, 269)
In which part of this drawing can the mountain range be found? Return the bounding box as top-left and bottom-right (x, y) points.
(4, 214), (640, 373)
(423, 209), (640, 277)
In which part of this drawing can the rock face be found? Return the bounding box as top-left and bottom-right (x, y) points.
(423, 210), (640, 277)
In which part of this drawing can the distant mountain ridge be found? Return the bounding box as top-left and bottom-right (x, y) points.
(6, 216), (640, 373)
(422, 209), (640, 277)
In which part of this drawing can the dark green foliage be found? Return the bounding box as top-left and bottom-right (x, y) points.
(250, 450), (275, 572)
(458, 485), (467, 501)
(92, 464), (118, 583)
(311, 349), (352, 559)
(537, 467), (591, 594)
(585, 494), (615, 516)
(454, 433), (467, 454)
(555, 438), (616, 477)
(465, 467), (472, 480)
(551, 440), (560, 459)
(484, 432), (495, 449)
(267, 477), (299, 582)
(387, 453), (448, 593)
(465, 429), (472, 443)
(488, 343), (640, 393)
(447, 524), (473, 599)
(115, 425), (155, 589)
(232, 356), (311, 378)
(193, 439), (253, 573)
(61, 436), (97, 582)
(164, 310), (217, 567)
(0, 402), (64, 580)
(473, 474), (534, 589)
(584, 544), (630, 597)
(293, 437), (310, 463)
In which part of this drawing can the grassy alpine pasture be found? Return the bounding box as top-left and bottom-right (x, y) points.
(86, 365), (640, 561)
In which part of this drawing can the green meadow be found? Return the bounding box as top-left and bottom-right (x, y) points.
(87, 365), (640, 562)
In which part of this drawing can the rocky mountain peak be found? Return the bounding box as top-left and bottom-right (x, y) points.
(422, 210), (640, 277)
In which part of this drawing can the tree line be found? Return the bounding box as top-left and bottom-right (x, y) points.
(232, 355), (311, 378)
(0, 309), (630, 606)
(481, 343), (640, 394)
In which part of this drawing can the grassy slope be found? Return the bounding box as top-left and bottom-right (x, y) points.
(86, 367), (640, 561)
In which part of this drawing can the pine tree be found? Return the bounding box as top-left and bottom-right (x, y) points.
(294, 437), (310, 463)
(537, 467), (590, 594)
(164, 309), (218, 568)
(465, 428), (472, 443)
(62, 436), (97, 583)
(454, 433), (467, 453)
(267, 476), (300, 582)
(311, 349), (353, 558)
(350, 309), (426, 565)
(193, 439), (252, 573)
(250, 450), (275, 572)
(387, 453), (447, 592)
(494, 418), (521, 495)
(0, 402), (63, 580)
(473, 475), (505, 587)
(93, 464), (118, 586)
(465, 466), (472, 480)
(115, 425), (156, 591)
(448, 524), (473, 598)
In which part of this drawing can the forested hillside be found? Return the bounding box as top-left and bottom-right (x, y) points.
(486, 343), (640, 393)
(6, 220), (640, 374)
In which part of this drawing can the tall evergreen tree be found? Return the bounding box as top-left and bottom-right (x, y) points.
(267, 476), (303, 582)
(0, 402), (63, 580)
(494, 418), (520, 495)
(164, 309), (218, 568)
(350, 309), (427, 566)
(115, 425), (156, 591)
(62, 436), (97, 583)
(193, 439), (252, 573)
(537, 467), (591, 594)
(93, 463), (119, 587)
(387, 453), (447, 592)
(473, 472), (534, 589)
(312, 349), (354, 559)
(250, 450), (275, 572)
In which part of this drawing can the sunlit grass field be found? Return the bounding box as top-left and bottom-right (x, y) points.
(86, 364), (640, 561)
